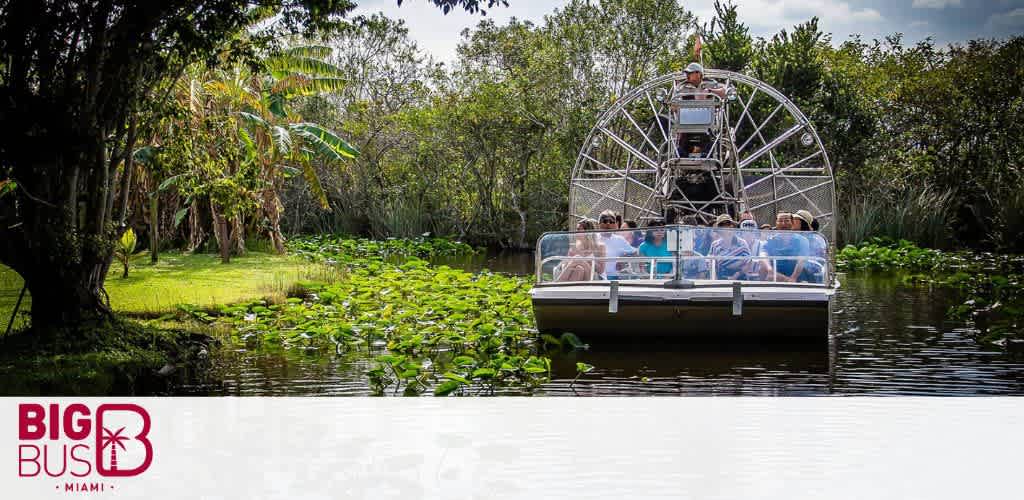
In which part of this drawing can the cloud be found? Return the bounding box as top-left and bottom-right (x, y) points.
(691, 0), (882, 33)
(986, 8), (1024, 31)
(911, 0), (962, 8)
(909, 20), (931, 28)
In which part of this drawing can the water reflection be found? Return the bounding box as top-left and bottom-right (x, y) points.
(192, 253), (1024, 396)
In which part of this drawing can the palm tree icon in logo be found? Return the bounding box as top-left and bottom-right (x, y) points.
(99, 426), (129, 471)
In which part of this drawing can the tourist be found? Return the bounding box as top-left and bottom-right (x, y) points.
(638, 224), (673, 278)
(709, 214), (751, 280)
(558, 220), (605, 282)
(677, 214), (710, 279)
(597, 209), (636, 280)
(763, 212), (809, 283)
(739, 219), (763, 280)
(621, 219), (644, 246)
(794, 209), (826, 283)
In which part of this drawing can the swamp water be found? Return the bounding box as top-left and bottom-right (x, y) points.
(179, 251), (1024, 396)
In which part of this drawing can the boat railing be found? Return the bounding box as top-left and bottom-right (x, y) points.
(535, 225), (832, 286)
(537, 255), (829, 284)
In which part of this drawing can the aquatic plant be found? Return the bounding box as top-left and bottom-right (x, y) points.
(836, 238), (953, 272)
(839, 238), (1024, 346)
(287, 234), (479, 263)
(215, 243), (549, 396)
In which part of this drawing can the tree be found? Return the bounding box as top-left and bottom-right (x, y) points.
(701, 0), (753, 72)
(0, 0), (509, 332)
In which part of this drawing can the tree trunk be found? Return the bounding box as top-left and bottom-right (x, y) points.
(149, 194), (159, 263)
(210, 203), (230, 264)
(263, 189), (287, 254)
(230, 215), (246, 256)
(187, 200), (206, 252)
(24, 258), (111, 331)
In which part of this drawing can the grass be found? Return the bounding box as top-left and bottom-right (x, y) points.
(1, 250), (341, 328)
(838, 187), (956, 248)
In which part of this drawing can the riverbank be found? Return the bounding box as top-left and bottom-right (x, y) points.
(0, 250), (340, 394)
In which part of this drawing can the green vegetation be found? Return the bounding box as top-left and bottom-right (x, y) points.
(1, 251), (336, 324)
(839, 239), (1024, 346)
(211, 235), (548, 396)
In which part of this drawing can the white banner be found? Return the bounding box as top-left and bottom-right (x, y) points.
(3, 398), (1021, 499)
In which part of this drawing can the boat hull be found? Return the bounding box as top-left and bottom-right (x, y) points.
(531, 283), (833, 339)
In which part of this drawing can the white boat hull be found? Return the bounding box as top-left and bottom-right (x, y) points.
(530, 281), (836, 339)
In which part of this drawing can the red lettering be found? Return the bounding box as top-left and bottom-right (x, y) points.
(18, 404), (45, 440)
(64, 404), (91, 440)
(18, 445), (40, 477)
(42, 444), (67, 477)
(69, 444), (92, 477)
(48, 403), (59, 440)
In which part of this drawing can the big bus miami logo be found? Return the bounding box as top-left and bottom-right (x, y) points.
(17, 403), (153, 492)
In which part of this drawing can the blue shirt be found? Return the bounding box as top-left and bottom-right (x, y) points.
(638, 240), (673, 276)
(763, 234), (809, 277)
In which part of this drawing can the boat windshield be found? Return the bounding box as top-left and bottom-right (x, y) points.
(535, 225), (830, 285)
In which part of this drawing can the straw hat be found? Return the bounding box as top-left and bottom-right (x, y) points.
(714, 214), (737, 227)
(793, 210), (815, 226)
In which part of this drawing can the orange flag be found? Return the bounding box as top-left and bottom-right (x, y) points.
(694, 34), (703, 63)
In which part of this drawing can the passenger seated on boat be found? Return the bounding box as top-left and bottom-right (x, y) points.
(674, 216), (711, 279)
(762, 213), (809, 283)
(709, 215), (751, 280)
(597, 210), (636, 280)
(738, 219), (764, 280)
(557, 220), (605, 282)
(793, 210), (826, 283)
(621, 219), (644, 246)
(638, 224), (674, 278)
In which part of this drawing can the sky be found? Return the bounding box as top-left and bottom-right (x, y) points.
(353, 0), (1024, 64)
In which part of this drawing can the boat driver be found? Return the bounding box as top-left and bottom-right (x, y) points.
(674, 62), (726, 158)
(681, 62), (726, 99)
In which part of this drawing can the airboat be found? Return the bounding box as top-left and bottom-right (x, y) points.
(530, 69), (838, 338)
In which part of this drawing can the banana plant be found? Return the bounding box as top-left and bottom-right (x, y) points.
(205, 45), (360, 254)
(115, 228), (138, 278)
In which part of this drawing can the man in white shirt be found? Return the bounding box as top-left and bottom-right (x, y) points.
(597, 210), (637, 280)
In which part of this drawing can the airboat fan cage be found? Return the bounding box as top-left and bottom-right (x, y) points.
(568, 69), (837, 246)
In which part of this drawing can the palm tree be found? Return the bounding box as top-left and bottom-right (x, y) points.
(206, 45), (359, 254)
(99, 426), (129, 471)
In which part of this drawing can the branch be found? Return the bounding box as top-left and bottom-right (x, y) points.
(10, 178), (58, 209)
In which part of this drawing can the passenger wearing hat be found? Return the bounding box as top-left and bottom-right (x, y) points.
(708, 214), (751, 280)
(793, 209), (827, 283)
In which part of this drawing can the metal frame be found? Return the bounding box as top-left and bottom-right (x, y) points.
(568, 69), (837, 249)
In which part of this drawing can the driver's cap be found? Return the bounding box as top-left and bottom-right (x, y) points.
(684, 62), (704, 74)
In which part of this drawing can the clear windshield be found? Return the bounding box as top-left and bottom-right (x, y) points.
(536, 225), (829, 285)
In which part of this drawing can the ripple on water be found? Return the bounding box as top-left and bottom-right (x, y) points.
(183, 272), (1024, 396)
